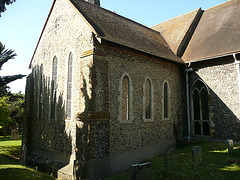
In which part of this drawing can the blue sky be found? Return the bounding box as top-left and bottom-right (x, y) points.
(0, 0), (227, 93)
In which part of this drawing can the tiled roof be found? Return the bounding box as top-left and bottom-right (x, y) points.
(182, 0), (240, 63)
(151, 8), (202, 57)
(70, 0), (183, 63)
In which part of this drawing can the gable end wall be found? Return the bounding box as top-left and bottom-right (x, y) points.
(26, 0), (94, 166)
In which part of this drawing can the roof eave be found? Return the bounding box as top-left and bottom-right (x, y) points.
(97, 36), (185, 64)
(28, 0), (57, 69)
(185, 51), (240, 64)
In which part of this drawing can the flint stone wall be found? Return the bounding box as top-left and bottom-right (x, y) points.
(189, 56), (240, 141)
(27, 0), (94, 164)
(95, 41), (186, 155)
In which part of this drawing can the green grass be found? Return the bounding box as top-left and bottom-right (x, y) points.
(0, 136), (55, 180)
(0, 136), (22, 159)
(106, 142), (240, 180)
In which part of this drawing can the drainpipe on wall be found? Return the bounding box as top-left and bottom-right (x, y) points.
(233, 54), (240, 109)
(185, 67), (193, 141)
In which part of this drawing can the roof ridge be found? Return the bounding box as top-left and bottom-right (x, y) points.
(73, 0), (161, 36)
(205, 0), (234, 11)
(177, 8), (203, 57)
(151, 8), (201, 28)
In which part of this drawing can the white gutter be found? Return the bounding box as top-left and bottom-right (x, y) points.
(185, 67), (193, 141)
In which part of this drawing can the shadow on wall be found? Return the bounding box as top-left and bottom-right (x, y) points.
(74, 64), (111, 179)
(22, 64), (73, 177)
(23, 63), (110, 179)
(187, 70), (240, 141)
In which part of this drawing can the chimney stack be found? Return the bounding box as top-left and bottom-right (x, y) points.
(85, 0), (100, 6)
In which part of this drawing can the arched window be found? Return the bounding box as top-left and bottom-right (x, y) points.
(194, 121), (201, 135)
(145, 79), (151, 119)
(38, 64), (44, 119)
(143, 78), (153, 121)
(118, 73), (133, 122)
(201, 88), (209, 120)
(193, 89), (200, 120)
(66, 53), (73, 119)
(50, 56), (58, 119)
(163, 81), (170, 119)
(122, 75), (129, 120)
(191, 80), (210, 136)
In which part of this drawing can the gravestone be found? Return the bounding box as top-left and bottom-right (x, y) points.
(131, 162), (151, 180)
(227, 139), (234, 157)
(192, 146), (202, 166)
(165, 148), (178, 178)
(11, 129), (19, 140)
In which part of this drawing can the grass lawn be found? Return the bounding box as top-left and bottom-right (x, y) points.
(0, 136), (54, 180)
(2, 136), (240, 179)
(106, 141), (240, 180)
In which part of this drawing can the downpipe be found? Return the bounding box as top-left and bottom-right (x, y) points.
(185, 67), (193, 141)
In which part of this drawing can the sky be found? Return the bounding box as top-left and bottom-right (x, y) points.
(0, 0), (228, 93)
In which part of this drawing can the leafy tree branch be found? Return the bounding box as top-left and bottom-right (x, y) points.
(0, 0), (16, 16)
(0, 42), (26, 88)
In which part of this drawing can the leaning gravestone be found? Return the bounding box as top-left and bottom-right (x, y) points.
(11, 129), (19, 140)
(192, 146), (202, 166)
(227, 139), (234, 157)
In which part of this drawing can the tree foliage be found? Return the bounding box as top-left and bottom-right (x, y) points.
(0, 42), (26, 88)
(0, 41), (16, 69)
(0, 93), (24, 128)
(0, 96), (11, 126)
(0, 85), (11, 97)
(8, 93), (24, 127)
(0, 0), (15, 16)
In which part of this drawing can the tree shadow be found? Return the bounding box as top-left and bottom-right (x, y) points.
(0, 168), (54, 179)
(74, 64), (111, 179)
(22, 65), (72, 177)
(0, 154), (20, 165)
(23, 62), (110, 179)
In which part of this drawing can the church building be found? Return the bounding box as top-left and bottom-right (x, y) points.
(23, 0), (240, 179)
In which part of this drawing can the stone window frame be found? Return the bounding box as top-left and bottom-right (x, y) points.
(118, 72), (133, 123)
(142, 77), (154, 122)
(50, 55), (58, 120)
(65, 52), (74, 121)
(190, 79), (210, 136)
(162, 80), (171, 120)
(38, 64), (44, 119)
